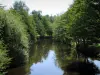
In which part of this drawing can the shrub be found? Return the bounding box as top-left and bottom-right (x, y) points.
(0, 41), (11, 74)
(0, 8), (29, 67)
(54, 25), (71, 43)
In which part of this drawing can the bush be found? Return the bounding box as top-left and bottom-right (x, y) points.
(0, 41), (11, 74)
(54, 25), (71, 43)
(0, 8), (29, 67)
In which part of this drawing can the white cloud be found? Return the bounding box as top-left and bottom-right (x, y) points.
(0, 0), (73, 15)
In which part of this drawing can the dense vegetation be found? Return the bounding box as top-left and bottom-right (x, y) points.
(0, 1), (53, 74)
(0, 0), (100, 74)
(0, 41), (10, 75)
(53, 0), (100, 44)
(53, 0), (100, 74)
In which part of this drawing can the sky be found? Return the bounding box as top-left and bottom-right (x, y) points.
(0, 0), (73, 15)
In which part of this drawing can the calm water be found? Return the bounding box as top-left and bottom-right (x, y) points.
(30, 50), (63, 75)
(8, 39), (100, 75)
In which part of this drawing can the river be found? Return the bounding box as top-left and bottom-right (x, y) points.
(8, 39), (100, 75)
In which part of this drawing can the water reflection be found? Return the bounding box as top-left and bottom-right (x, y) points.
(8, 39), (63, 75)
(30, 50), (63, 75)
(8, 39), (100, 75)
(54, 42), (100, 75)
(64, 61), (100, 75)
(8, 66), (27, 75)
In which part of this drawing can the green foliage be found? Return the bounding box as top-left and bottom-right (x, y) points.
(42, 16), (53, 36)
(51, 16), (61, 30)
(32, 10), (45, 36)
(32, 10), (53, 37)
(13, 1), (29, 12)
(28, 15), (37, 41)
(54, 25), (71, 43)
(13, 1), (37, 42)
(0, 1), (54, 70)
(66, 0), (100, 43)
(53, 0), (100, 44)
(0, 41), (11, 74)
(0, 8), (29, 67)
(53, 15), (71, 43)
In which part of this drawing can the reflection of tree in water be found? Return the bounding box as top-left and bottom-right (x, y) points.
(10, 39), (54, 75)
(54, 43), (78, 68)
(27, 39), (53, 68)
(76, 44), (100, 59)
(8, 66), (27, 75)
(55, 43), (100, 75)
(63, 61), (100, 75)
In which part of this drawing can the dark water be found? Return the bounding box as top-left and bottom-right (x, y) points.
(8, 39), (100, 75)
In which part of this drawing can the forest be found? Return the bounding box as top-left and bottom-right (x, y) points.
(0, 0), (100, 75)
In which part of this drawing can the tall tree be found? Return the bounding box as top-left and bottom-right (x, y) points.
(13, 1), (37, 41)
(32, 10), (46, 37)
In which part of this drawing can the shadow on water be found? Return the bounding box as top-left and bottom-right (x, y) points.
(7, 39), (63, 75)
(29, 38), (53, 64)
(76, 44), (100, 58)
(63, 61), (100, 75)
(7, 39), (100, 75)
(55, 42), (100, 75)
